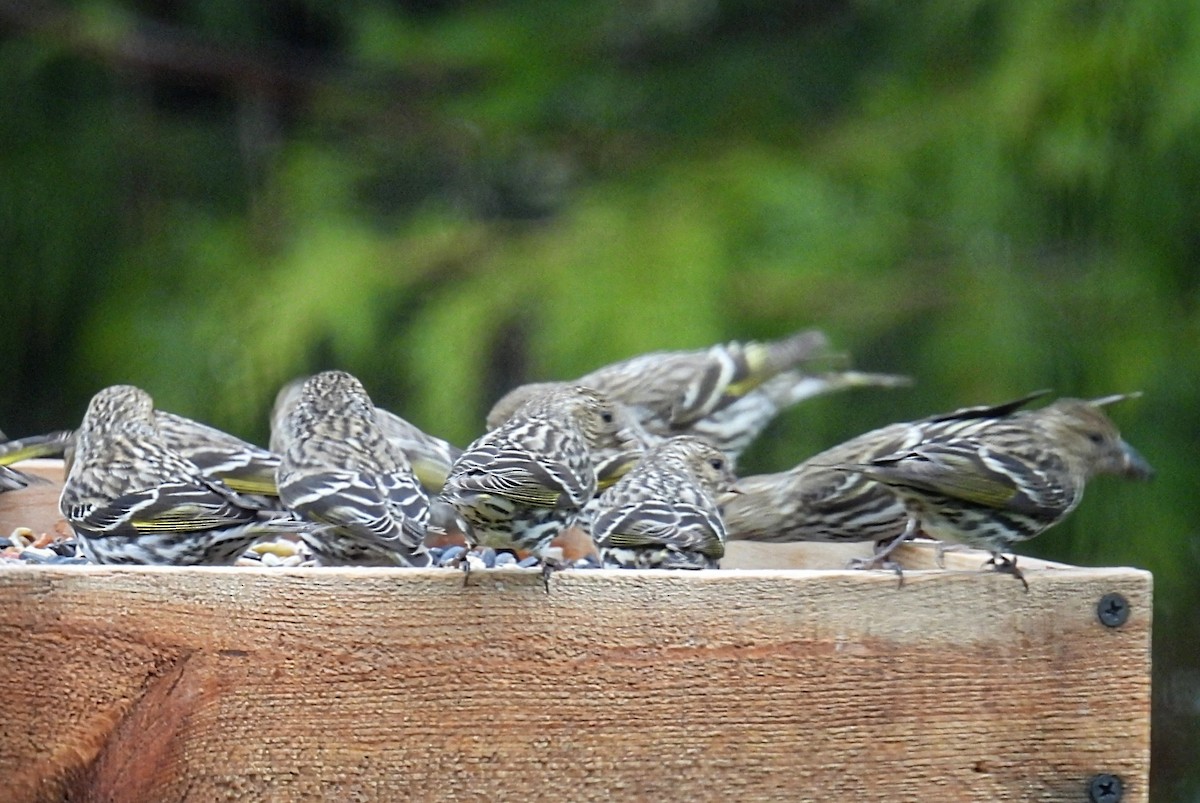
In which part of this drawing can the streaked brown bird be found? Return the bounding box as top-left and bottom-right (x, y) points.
(271, 377), (462, 493)
(274, 371), (432, 567)
(723, 394), (1050, 547)
(59, 385), (306, 565)
(486, 329), (909, 467)
(590, 436), (735, 570)
(438, 385), (644, 585)
(0, 417), (279, 505)
(725, 392), (1152, 588)
(832, 394), (1152, 587)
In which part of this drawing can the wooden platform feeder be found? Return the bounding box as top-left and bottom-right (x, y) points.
(0, 460), (1151, 802)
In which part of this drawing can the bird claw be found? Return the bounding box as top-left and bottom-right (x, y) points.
(984, 554), (1029, 592)
(445, 549), (476, 588)
(539, 556), (566, 594)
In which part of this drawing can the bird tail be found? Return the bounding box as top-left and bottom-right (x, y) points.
(767, 370), (913, 408)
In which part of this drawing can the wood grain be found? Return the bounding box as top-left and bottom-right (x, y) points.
(0, 562), (1150, 802)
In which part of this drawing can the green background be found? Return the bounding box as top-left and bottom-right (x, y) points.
(2, 1), (1196, 797)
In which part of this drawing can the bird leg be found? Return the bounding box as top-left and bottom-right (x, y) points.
(933, 542), (970, 569)
(847, 517), (918, 586)
(445, 546), (474, 588)
(983, 553), (1029, 592)
(539, 555), (567, 594)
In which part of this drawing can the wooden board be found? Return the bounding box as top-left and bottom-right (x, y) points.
(0, 562), (1150, 802)
(0, 459), (66, 539)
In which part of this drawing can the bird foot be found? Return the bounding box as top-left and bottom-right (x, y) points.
(447, 548), (480, 588)
(983, 554), (1029, 592)
(846, 555), (906, 589)
(539, 556), (567, 594)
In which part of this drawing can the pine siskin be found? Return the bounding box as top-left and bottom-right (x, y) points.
(591, 436), (735, 570)
(0, 418), (280, 505)
(724, 391), (1151, 586)
(830, 394), (1152, 587)
(723, 392), (1054, 547)
(486, 329), (909, 465)
(438, 385), (644, 581)
(274, 371), (431, 567)
(271, 377), (462, 493)
(59, 385), (307, 565)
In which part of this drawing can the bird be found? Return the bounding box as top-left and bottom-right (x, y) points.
(831, 393), (1152, 588)
(485, 329), (909, 467)
(273, 371), (432, 567)
(59, 385), (308, 565)
(729, 392), (1152, 588)
(0, 417), (280, 505)
(590, 436), (735, 570)
(271, 377), (462, 493)
(722, 392), (1057, 548)
(437, 384), (644, 585)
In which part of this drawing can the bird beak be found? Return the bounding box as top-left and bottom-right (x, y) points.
(1118, 439), (1154, 480)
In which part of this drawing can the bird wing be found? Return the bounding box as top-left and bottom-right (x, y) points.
(595, 450), (642, 492)
(857, 443), (1073, 516)
(278, 469), (416, 550)
(596, 500), (725, 559)
(68, 481), (258, 536)
(379, 470), (431, 545)
(449, 447), (591, 509)
(376, 408), (462, 491)
(156, 412), (281, 497)
(1, 465), (41, 492)
(923, 390), (1052, 424)
(187, 449), (280, 497)
(0, 430), (75, 464)
(670, 332), (832, 426)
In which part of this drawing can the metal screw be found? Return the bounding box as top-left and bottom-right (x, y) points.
(1097, 593), (1130, 628)
(1088, 773), (1123, 803)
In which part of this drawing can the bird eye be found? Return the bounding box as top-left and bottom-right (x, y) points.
(1087, 432), (1105, 445)
(709, 458), (724, 471)
(600, 411), (614, 424)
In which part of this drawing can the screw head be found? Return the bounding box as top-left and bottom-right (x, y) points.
(1097, 593), (1130, 628)
(1088, 773), (1123, 803)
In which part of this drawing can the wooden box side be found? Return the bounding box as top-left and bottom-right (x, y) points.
(0, 563), (1151, 802)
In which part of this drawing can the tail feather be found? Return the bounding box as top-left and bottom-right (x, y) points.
(767, 370), (913, 408)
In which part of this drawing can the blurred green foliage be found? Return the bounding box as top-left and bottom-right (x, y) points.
(2, 0), (1198, 796)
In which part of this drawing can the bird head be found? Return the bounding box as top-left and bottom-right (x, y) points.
(1042, 396), (1154, 481)
(668, 436), (736, 496)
